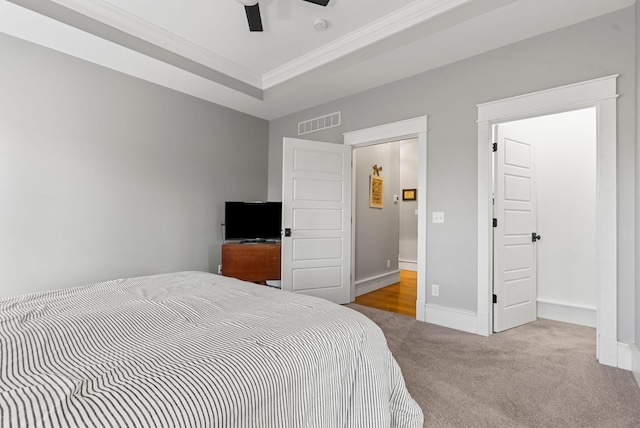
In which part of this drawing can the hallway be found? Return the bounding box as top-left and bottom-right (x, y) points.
(354, 270), (417, 317)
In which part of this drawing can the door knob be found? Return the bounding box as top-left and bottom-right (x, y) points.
(532, 233), (541, 242)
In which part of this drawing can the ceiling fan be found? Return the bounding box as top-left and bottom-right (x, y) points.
(236, 0), (330, 32)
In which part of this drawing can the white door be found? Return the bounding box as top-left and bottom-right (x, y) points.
(281, 138), (352, 304)
(493, 125), (538, 332)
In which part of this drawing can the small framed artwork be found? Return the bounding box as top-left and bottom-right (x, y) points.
(370, 175), (384, 208)
(403, 188), (416, 201)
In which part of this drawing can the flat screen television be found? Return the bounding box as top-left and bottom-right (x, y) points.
(225, 201), (282, 242)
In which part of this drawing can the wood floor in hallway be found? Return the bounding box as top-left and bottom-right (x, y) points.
(354, 270), (417, 317)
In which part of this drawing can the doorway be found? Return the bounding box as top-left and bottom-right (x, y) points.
(351, 138), (419, 316)
(492, 108), (597, 333)
(476, 75), (618, 366)
(344, 117), (428, 321)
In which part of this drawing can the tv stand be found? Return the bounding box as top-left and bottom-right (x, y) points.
(221, 242), (281, 284)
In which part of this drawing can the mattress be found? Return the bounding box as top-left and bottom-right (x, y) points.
(0, 271), (423, 427)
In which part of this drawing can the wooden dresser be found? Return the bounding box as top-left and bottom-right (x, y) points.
(221, 242), (281, 284)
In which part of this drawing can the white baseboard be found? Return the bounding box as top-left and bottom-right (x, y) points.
(476, 311), (490, 336)
(630, 344), (640, 389)
(355, 270), (400, 297)
(537, 299), (596, 328)
(424, 304), (477, 334)
(398, 259), (417, 271)
(598, 335), (618, 367)
(416, 299), (426, 322)
(617, 342), (633, 371)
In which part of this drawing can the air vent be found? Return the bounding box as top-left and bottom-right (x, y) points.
(298, 111), (341, 135)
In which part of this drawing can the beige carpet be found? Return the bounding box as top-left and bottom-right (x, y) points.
(348, 304), (640, 428)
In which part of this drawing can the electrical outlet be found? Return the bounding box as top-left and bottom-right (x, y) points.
(432, 212), (445, 223)
(386, 259), (391, 269)
(217, 265), (222, 275)
(432, 284), (440, 296)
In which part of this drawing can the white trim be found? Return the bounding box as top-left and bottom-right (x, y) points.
(477, 75), (619, 122)
(398, 259), (418, 271)
(631, 344), (640, 388)
(263, 0), (470, 88)
(477, 75), (618, 367)
(617, 342), (633, 371)
(599, 335), (619, 367)
(424, 304), (477, 334)
(343, 116), (428, 322)
(51, 0), (263, 88)
(52, 0), (469, 90)
(537, 300), (596, 328)
(344, 117), (428, 147)
(355, 270), (401, 297)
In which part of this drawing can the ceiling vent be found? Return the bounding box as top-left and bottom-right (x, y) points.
(298, 111), (341, 135)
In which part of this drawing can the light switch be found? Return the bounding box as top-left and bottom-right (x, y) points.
(415, 209), (419, 216)
(433, 211), (445, 223)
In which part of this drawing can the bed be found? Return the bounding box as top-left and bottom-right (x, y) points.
(0, 271), (423, 427)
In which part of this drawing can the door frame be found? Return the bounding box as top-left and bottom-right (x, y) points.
(476, 75), (618, 366)
(344, 116), (428, 319)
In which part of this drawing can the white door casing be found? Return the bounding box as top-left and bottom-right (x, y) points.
(477, 75), (618, 367)
(281, 137), (352, 304)
(343, 116), (428, 320)
(493, 125), (538, 332)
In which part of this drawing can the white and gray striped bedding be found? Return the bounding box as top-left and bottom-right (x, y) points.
(1, 271), (423, 427)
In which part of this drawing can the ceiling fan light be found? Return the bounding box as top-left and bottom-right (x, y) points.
(236, 0), (258, 6)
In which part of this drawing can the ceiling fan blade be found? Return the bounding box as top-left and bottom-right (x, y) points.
(244, 4), (263, 32)
(302, 0), (330, 6)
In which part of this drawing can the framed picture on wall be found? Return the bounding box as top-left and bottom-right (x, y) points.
(403, 188), (416, 201)
(370, 175), (384, 208)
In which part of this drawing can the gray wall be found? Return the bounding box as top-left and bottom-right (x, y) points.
(399, 139), (419, 264)
(267, 9), (636, 342)
(636, 2), (640, 349)
(353, 142), (400, 281)
(0, 34), (269, 297)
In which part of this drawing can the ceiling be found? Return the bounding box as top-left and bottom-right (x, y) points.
(0, 0), (634, 120)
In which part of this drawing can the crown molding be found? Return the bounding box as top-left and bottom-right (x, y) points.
(52, 0), (263, 88)
(52, 0), (470, 91)
(262, 0), (471, 89)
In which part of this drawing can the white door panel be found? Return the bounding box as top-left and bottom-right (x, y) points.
(293, 179), (343, 201)
(504, 210), (530, 234)
(282, 138), (352, 304)
(494, 126), (538, 332)
(294, 149), (344, 173)
(293, 209), (343, 230)
(293, 238), (343, 260)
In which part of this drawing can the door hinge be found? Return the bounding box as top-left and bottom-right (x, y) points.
(493, 294), (497, 304)
(492, 142), (497, 152)
(492, 218), (497, 227)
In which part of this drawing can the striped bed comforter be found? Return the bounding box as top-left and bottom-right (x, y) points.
(0, 271), (423, 427)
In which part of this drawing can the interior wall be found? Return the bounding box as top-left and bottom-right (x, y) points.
(0, 33), (269, 297)
(399, 139), (419, 268)
(636, 1), (640, 352)
(506, 109), (597, 326)
(354, 142), (400, 282)
(267, 8), (636, 342)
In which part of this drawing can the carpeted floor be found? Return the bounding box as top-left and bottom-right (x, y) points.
(348, 303), (640, 428)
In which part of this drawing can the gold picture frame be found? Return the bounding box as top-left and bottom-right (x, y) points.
(370, 175), (384, 208)
(403, 188), (416, 201)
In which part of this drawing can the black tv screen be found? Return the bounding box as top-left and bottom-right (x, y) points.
(225, 201), (282, 241)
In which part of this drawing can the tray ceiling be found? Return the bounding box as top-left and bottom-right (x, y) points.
(0, 0), (633, 119)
